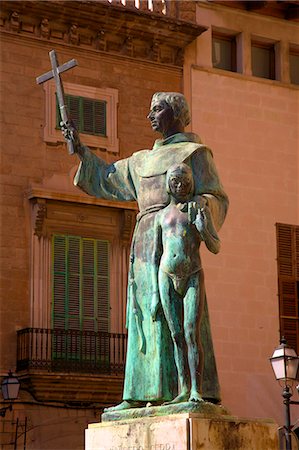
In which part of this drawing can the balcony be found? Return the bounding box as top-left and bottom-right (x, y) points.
(16, 328), (127, 405)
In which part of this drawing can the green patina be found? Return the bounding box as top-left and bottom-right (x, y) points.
(74, 133), (228, 405)
(71, 92), (229, 416)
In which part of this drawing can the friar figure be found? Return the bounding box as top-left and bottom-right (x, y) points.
(151, 163), (220, 405)
(62, 92), (229, 410)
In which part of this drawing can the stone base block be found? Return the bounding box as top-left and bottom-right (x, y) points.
(85, 413), (278, 450)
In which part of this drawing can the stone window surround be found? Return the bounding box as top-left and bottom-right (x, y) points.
(43, 81), (119, 153)
(28, 189), (137, 334)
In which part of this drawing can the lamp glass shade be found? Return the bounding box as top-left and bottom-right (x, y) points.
(1, 373), (20, 400)
(270, 343), (299, 381)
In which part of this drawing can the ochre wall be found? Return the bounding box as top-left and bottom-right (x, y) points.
(0, 35), (182, 372)
(185, 2), (299, 426)
(0, 32), (182, 448)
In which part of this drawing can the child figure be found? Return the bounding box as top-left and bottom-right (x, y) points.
(151, 163), (220, 404)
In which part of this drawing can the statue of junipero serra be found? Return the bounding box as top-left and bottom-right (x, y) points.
(63, 92), (229, 411)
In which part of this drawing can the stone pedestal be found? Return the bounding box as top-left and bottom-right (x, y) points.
(85, 410), (278, 450)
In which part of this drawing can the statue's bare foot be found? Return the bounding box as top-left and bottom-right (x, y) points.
(163, 392), (189, 405)
(189, 391), (204, 403)
(103, 400), (144, 412)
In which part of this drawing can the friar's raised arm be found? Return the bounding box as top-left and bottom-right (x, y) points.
(74, 146), (137, 202)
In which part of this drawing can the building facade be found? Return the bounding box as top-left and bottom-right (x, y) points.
(185, 0), (299, 428)
(0, 1), (298, 449)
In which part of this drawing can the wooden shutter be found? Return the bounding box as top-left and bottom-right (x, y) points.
(97, 240), (109, 333)
(52, 234), (110, 333)
(276, 223), (299, 352)
(68, 95), (80, 130)
(56, 94), (106, 136)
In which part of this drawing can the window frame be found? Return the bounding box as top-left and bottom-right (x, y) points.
(212, 31), (237, 73)
(28, 192), (137, 335)
(251, 40), (276, 80)
(43, 81), (119, 153)
(289, 45), (299, 86)
(276, 223), (299, 353)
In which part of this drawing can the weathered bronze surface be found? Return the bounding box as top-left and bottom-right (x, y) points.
(36, 50), (78, 154)
(64, 90), (229, 415)
(102, 400), (230, 422)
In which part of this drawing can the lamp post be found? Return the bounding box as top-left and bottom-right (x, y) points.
(270, 338), (299, 450)
(0, 370), (20, 417)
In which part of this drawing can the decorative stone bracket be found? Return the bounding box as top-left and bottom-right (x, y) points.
(120, 209), (136, 244)
(33, 199), (47, 238)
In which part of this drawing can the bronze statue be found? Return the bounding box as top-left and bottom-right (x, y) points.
(61, 91), (228, 411)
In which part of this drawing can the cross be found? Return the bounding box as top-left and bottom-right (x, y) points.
(36, 50), (78, 154)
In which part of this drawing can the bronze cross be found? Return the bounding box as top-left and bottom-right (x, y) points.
(36, 50), (78, 154)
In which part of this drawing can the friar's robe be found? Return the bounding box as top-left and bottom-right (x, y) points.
(74, 132), (228, 403)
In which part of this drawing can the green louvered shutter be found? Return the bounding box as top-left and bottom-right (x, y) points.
(56, 94), (106, 136)
(276, 223), (299, 353)
(52, 234), (110, 360)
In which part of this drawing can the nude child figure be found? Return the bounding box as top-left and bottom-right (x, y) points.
(151, 163), (220, 404)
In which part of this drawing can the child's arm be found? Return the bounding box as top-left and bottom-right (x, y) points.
(193, 203), (221, 254)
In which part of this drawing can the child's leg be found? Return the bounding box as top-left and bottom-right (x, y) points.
(158, 269), (189, 403)
(183, 271), (204, 402)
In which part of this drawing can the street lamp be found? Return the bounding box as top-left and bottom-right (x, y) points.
(0, 370), (20, 417)
(270, 338), (299, 450)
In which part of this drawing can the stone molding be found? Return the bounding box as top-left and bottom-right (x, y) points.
(43, 81), (119, 153)
(29, 192), (136, 243)
(0, 1), (207, 67)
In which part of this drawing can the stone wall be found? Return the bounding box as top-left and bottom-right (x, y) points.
(185, 0), (299, 427)
(0, 4), (183, 448)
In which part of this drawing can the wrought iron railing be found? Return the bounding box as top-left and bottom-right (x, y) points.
(17, 328), (127, 375)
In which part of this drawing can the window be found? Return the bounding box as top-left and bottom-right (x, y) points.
(251, 41), (275, 80)
(212, 33), (237, 72)
(52, 234), (109, 333)
(289, 48), (299, 85)
(29, 193), (136, 330)
(43, 81), (119, 153)
(52, 234), (110, 363)
(56, 94), (107, 137)
(276, 223), (299, 353)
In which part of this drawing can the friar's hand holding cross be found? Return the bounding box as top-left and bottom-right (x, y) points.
(36, 49), (85, 159)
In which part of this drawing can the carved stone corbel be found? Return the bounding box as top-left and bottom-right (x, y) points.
(68, 23), (80, 45)
(9, 11), (21, 32)
(120, 210), (136, 244)
(150, 40), (160, 61)
(39, 18), (50, 39)
(122, 35), (134, 56)
(95, 29), (106, 51)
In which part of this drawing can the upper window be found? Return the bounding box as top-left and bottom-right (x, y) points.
(43, 81), (119, 153)
(212, 33), (237, 72)
(276, 223), (299, 353)
(56, 94), (107, 137)
(251, 41), (275, 80)
(289, 47), (299, 85)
